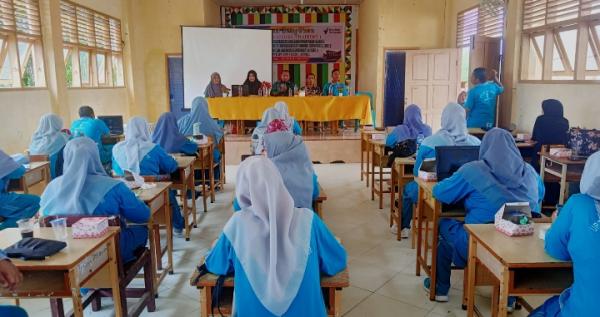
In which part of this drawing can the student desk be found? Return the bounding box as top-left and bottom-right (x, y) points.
(171, 155), (197, 241)
(390, 157), (415, 242)
(8, 161), (51, 195)
(190, 139), (217, 212)
(539, 153), (586, 205)
(360, 129), (382, 186)
(414, 177), (466, 301)
(189, 260), (350, 317)
(0, 227), (123, 317)
(134, 182), (174, 291)
(465, 224), (573, 317)
(312, 184), (327, 218)
(468, 128), (487, 139)
(369, 138), (390, 209)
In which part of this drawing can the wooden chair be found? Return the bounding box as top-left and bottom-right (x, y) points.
(40, 215), (156, 317)
(312, 184), (327, 218)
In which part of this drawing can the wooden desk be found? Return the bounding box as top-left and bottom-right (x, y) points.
(0, 228), (123, 317)
(191, 139), (217, 212)
(135, 182), (174, 290)
(539, 153), (586, 204)
(468, 128), (487, 139)
(360, 129), (381, 186)
(172, 155), (197, 241)
(415, 177), (466, 301)
(465, 224), (573, 317)
(369, 138), (390, 209)
(390, 157), (415, 242)
(313, 184), (327, 218)
(190, 263), (349, 317)
(8, 161), (51, 195)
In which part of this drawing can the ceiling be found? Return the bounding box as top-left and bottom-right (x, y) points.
(213, 0), (363, 5)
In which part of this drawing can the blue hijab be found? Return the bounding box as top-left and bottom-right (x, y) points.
(29, 114), (69, 156)
(423, 103), (480, 148)
(152, 113), (189, 153)
(460, 128), (539, 210)
(389, 104), (432, 144)
(113, 117), (156, 174)
(178, 96), (224, 143)
(40, 138), (120, 216)
(263, 132), (315, 209)
(581, 151), (600, 213)
(0, 149), (20, 180)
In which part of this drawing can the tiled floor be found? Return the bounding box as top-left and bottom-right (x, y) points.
(2, 164), (547, 316)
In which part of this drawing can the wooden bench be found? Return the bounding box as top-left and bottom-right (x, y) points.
(313, 184), (327, 218)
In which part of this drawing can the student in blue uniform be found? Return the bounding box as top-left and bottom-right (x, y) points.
(152, 112), (198, 155)
(424, 128), (544, 304)
(252, 105), (301, 155)
(0, 250), (28, 317)
(386, 104), (432, 148)
(70, 106), (111, 164)
(461, 68), (504, 128)
(112, 117), (185, 237)
(322, 69), (349, 96)
(40, 138), (150, 263)
(274, 101), (302, 135)
(396, 103), (480, 237)
(0, 150), (40, 230)
(29, 114), (69, 179)
(206, 156), (347, 316)
(529, 151), (600, 317)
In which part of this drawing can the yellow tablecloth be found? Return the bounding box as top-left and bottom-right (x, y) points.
(206, 96), (372, 125)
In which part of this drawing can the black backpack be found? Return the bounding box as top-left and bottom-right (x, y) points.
(387, 139), (417, 167)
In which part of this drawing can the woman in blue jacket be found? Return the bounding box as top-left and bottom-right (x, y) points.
(206, 156), (346, 316)
(0, 150), (40, 230)
(152, 112), (198, 155)
(29, 113), (70, 178)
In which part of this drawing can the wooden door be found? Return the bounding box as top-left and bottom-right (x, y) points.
(405, 49), (460, 131)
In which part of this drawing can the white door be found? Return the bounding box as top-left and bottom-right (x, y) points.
(405, 49), (460, 131)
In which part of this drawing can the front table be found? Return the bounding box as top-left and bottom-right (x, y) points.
(0, 228), (123, 317)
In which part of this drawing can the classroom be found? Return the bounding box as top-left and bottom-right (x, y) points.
(0, 0), (599, 316)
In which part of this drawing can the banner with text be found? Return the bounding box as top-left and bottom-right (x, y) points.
(272, 25), (344, 64)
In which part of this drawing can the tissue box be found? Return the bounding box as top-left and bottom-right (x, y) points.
(549, 148), (572, 157)
(73, 217), (109, 239)
(494, 202), (534, 237)
(371, 133), (386, 140)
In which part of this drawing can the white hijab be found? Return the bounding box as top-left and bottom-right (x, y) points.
(223, 156), (314, 315)
(112, 117), (156, 174)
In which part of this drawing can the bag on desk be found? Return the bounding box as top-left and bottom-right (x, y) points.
(387, 139), (417, 167)
(568, 127), (600, 156)
(5, 238), (67, 260)
(494, 202), (535, 237)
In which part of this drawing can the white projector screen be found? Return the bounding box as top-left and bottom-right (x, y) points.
(182, 27), (272, 108)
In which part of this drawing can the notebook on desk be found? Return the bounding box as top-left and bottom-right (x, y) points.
(435, 145), (480, 213)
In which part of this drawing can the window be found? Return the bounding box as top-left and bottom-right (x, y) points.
(0, 0), (46, 88)
(60, 0), (124, 88)
(521, 0), (600, 81)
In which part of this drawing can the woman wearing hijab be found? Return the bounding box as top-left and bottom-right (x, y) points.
(251, 107), (284, 155)
(204, 72), (230, 98)
(40, 138), (150, 262)
(0, 150), (40, 230)
(425, 128), (544, 304)
(113, 117), (185, 237)
(243, 70), (262, 96)
(396, 103), (481, 237)
(274, 101), (302, 135)
(386, 104), (432, 147)
(29, 114), (70, 178)
(529, 151), (600, 317)
(531, 99), (570, 171)
(152, 112), (198, 155)
(177, 96), (223, 162)
(205, 156), (346, 316)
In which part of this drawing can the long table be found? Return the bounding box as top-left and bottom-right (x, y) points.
(206, 96), (372, 125)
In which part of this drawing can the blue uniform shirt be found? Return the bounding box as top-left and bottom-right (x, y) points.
(113, 145), (178, 177)
(322, 82), (349, 96)
(464, 82), (504, 128)
(206, 215), (346, 317)
(71, 117), (111, 163)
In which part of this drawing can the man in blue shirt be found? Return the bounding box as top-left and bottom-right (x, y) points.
(322, 69), (349, 96)
(70, 106), (111, 164)
(0, 250), (28, 316)
(460, 68), (504, 128)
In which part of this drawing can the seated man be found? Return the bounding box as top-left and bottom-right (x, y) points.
(270, 70), (297, 96)
(70, 106), (111, 165)
(301, 73), (322, 96)
(0, 250), (28, 317)
(0, 150), (40, 230)
(322, 69), (349, 96)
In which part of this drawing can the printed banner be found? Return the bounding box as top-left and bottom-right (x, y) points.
(272, 25), (344, 64)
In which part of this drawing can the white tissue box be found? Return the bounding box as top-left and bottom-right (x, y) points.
(371, 133), (385, 140)
(418, 159), (437, 181)
(549, 148), (572, 157)
(494, 202), (535, 237)
(73, 217), (109, 239)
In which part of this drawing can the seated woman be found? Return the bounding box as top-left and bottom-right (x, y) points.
(177, 97), (223, 163)
(251, 107), (286, 154)
(29, 114), (70, 178)
(0, 150), (40, 230)
(274, 101), (302, 135)
(152, 112), (198, 155)
(40, 138), (150, 263)
(398, 103), (480, 237)
(204, 72), (230, 98)
(529, 151), (600, 317)
(206, 156), (347, 316)
(425, 128), (544, 304)
(243, 70), (262, 96)
(386, 104), (431, 148)
(531, 99), (570, 171)
(112, 117), (185, 237)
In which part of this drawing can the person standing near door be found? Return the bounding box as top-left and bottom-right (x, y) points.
(458, 68), (504, 129)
